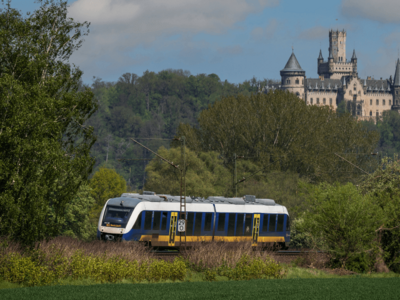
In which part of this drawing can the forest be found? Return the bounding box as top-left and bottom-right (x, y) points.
(87, 69), (400, 190)
(87, 70), (278, 190)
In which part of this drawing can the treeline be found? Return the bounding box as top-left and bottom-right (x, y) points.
(86, 70), (278, 190)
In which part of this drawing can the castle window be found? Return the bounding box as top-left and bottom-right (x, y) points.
(383, 100), (386, 106)
(287, 79), (290, 84)
(376, 111), (379, 117)
(310, 98), (313, 104)
(323, 98), (326, 104)
(317, 98), (320, 104)
(389, 100), (392, 105)
(376, 99), (379, 105)
(296, 92), (300, 97)
(370, 99), (372, 105)
(330, 98), (332, 105)
(295, 79), (299, 84)
(370, 111), (372, 116)
(397, 91), (399, 95)
(302, 79), (304, 84)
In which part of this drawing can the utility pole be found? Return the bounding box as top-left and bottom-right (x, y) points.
(130, 137), (187, 251)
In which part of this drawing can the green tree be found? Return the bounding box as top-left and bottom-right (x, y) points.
(54, 184), (96, 240)
(360, 157), (400, 272)
(89, 167), (127, 207)
(144, 147), (231, 197)
(176, 90), (379, 184)
(0, 1), (97, 246)
(300, 182), (384, 270)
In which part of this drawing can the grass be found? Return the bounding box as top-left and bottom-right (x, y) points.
(1, 278), (400, 300)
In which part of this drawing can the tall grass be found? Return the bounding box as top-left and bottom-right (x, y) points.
(0, 237), (284, 287)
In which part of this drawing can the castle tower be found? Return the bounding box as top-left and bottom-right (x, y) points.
(329, 29), (346, 62)
(280, 51), (305, 99)
(351, 49), (358, 75)
(392, 59), (400, 110)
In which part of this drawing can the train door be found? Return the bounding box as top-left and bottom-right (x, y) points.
(252, 214), (260, 246)
(168, 212), (178, 246)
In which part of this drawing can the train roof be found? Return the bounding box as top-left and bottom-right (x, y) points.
(114, 192), (282, 208)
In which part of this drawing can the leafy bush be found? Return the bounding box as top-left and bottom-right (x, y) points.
(300, 182), (384, 270)
(0, 248), (186, 286)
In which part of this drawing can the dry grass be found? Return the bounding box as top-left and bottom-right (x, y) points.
(182, 242), (275, 269)
(0, 236), (154, 264)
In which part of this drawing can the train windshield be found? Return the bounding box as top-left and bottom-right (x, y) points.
(102, 206), (134, 228)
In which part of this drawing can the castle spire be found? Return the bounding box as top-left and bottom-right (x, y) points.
(351, 49), (357, 60)
(318, 49), (323, 60)
(394, 58), (400, 87)
(328, 46), (333, 60)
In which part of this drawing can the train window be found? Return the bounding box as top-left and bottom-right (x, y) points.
(144, 211), (152, 230)
(194, 213), (202, 236)
(269, 214), (276, 232)
(244, 214), (252, 236)
(286, 216), (290, 231)
(204, 213), (213, 231)
(133, 212), (142, 229)
(161, 212), (168, 231)
(186, 212), (194, 236)
(262, 214), (269, 231)
(217, 213), (226, 231)
(153, 211), (161, 231)
(277, 215), (284, 232)
(236, 214), (244, 236)
(227, 214), (235, 236)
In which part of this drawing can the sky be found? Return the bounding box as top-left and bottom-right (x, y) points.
(10, 0), (400, 85)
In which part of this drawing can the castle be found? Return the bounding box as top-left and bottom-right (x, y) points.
(262, 29), (400, 119)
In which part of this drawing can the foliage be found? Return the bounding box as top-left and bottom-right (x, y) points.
(0, 250), (186, 286)
(362, 110), (400, 157)
(89, 168), (127, 226)
(87, 70), (279, 190)
(144, 147), (231, 197)
(288, 218), (313, 249)
(176, 90), (379, 185)
(52, 184), (95, 241)
(299, 182), (384, 270)
(360, 157), (400, 272)
(89, 167), (127, 207)
(0, 1), (97, 247)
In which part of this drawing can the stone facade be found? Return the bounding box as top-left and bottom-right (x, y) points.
(262, 29), (400, 120)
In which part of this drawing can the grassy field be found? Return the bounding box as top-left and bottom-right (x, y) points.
(1, 278), (400, 300)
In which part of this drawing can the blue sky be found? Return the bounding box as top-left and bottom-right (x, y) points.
(12, 0), (400, 84)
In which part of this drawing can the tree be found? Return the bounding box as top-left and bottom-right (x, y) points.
(53, 184), (95, 240)
(299, 182), (384, 271)
(144, 147), (231, 197)
(89, 167), (127, 207)
(0, 1), (97, 246)
(360, 157), (400, 272)
(176, 90), (379, 184)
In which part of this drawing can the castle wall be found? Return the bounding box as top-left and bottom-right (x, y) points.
(306, 91), (338, 110)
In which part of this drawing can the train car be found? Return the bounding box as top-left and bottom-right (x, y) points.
(97, 192), (290, 248)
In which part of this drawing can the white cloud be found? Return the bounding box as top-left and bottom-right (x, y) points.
(68, 0), (281, 79)
(341, 0), (400, 23)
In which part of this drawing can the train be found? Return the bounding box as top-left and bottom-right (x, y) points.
(97, 192), (290, 248)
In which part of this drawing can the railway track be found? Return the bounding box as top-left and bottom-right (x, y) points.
(151, 250), (324, 257)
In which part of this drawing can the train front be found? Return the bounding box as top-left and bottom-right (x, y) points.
(97, 197), (140, 241)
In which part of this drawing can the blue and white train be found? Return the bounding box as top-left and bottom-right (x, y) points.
(97, 192), (290, 248)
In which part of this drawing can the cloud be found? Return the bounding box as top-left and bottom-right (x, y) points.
(68, 0), (281, 80)
(251, 18), (278, 40)
(341, 0), (400, 23)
